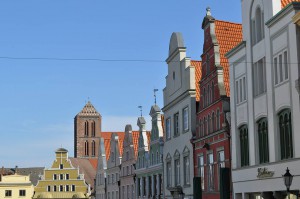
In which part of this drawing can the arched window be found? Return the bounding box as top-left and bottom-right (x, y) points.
(85, 141), (89, 156)
(212, 112), (215, 132)
(206, 54), (210, 75)
(239, 125), (249, 167)
(211, 81), (214, 102)
(208, 114), (211, 134)
(92, 121), (96, 137)
(216, 109), (220, 130)
(257, 118), (269, 163)
(204, 117), (207, 135)
(92, 140), (96, 156)
(85, 121), (89, 137)
(279, 109), (293, 159)
(203, 88), (206, 107)
(252, 7), (264, 44)
(207, 85), (210, 105)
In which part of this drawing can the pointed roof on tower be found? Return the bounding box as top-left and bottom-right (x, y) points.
(77, 101), (101, 117)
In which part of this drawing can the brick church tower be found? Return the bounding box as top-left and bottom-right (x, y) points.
(74, 101), (102, 158)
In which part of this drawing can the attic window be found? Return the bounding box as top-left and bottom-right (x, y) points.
(60, 164), (63, 169)
(173, 71), (175, 80)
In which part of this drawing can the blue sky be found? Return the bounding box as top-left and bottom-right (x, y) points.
(0, 0), (242, 167)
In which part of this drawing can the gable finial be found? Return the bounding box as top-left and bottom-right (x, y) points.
(153, 89), (159, 105)
(138, 106), (143, 117)
(206, 7), (211, 16)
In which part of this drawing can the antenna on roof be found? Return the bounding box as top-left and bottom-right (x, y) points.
(138, 106), (143, 117)
(154, 89), (159, 105)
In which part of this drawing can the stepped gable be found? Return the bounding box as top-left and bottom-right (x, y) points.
(281, 0), (300, 8)
(191, 60), (202, 101)
(101, 132), (125, 160)
(77, 101), (101, 117)
(214, 20), (243, 96)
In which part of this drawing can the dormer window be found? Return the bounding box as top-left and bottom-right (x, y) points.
(252, 7), (264, 44)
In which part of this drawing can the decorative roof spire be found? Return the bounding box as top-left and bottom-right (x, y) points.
(206, 7), (211, 16)
(138, 106), (143, 117)
(153, 89), (158, 105)
(77, 101), (100, 116)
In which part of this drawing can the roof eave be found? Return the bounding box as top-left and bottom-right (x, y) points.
(225, 41), (246, 58)
(266, 2), (300, 27)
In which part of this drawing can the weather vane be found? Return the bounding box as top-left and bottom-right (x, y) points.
(138, 106), (143, 117)
(154, 89), (159, 105)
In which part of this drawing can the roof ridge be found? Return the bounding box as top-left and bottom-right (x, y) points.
(215, 19), (242, 26)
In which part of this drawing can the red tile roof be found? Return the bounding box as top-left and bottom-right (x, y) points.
(146, 131), (151, 151)
(69, 158), (96, 189)
(100, 132), (125, 161)
(214, 20), (243, 97)
(191, 60), (202, 101)
(281, 0), (300, 8)
(88, 159), (98, 170)
(132, 131), (140, 158)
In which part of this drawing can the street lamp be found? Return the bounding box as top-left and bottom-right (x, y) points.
(283, 167), (294, 193)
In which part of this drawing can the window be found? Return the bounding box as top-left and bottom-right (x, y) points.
(60, 174), (64, 180)
(112, 191), (115, 199)
(53, 174), (57, 180)
(5, 190), (12, 197)
(85, 121), (89, 136)
(166, 118), (171, 139)
(204, 117), (207, 135)
(207, 84), (211, 105)
(112, 174), (115, 183)
(211, 81), (215, 102)
(47, 186), (51, 192)
(72, 185), (75, 192)
(257, 118), (269, 163)
(203, 88), (206, 107)
(85, 141), (89, 156)
(218, 150), (225, 190)
(207, 153), (214, 191)
(253, 58), (266, 96)
(184, 156), (190, 185)
(66, 185), (70, 192)
(175, 159), (180, 186)
(60, 185), (63, 192)
(127, 185), (130, 199)
(157, 151), (160, 164)
(274, 51), (289, 85)
(66, 174), (69, 180)
(198, 155), (204, 190)
(235, 76), (247, 103)
(206, 54), (210, 75)
(212, 112), (215, 132)
(183, 107), (189, 131)
(166, 161), (172, 187)
(216, 109), (220, 130)
(60, 164), (63, 169)
(53, 185), (57, 192)
(92, 121), (96, 137)
(240, 125), (249, 167)
(279, 109), (293, 159)
(127, 166), (129, 175)
(92, 140), (96, 156)
(208, 114), (211, 134)
(174, 113), (179, 136)
(252, 7), (264, 44)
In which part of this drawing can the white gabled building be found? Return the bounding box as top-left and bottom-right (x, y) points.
(162, 32), (199, 199)
(226, 1), (300, 199)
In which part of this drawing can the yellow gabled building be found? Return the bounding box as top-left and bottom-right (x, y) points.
(0, 170), (34, 199)
(33, 148), (91, 199)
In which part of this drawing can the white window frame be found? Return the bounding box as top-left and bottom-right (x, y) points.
(183, 107), (189, 131)
(253, 58), (266, 96)
(166, 118), (171, 139)
(274, 50), (289, 86)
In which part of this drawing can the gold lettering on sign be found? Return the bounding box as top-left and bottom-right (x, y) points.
(257, 167), (274, 178)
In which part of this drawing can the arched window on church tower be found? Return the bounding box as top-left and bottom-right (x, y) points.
(85, 121), (89, 137)
(85, 141), (89, 156)
(92, 121), (96, 137)
(92, 140), (96, 156)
